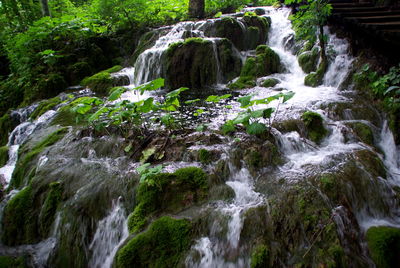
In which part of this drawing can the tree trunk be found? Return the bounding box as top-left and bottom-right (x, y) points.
(189, 0), (205, 19)
(40, 0), (51, 17)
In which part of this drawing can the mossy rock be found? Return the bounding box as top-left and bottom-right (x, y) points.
(2, 186), (37, 246)
(212, 16), (246, 50)
(30, 97), (62, 120)
(346, 122), (374, 146)
(0, 112), (17, 146)
(128, 167), (208, 233)
(81, 65), (123, 95)
(39, 182), (63, 236)
(301, 111), (328, 144)
(116, 216), (192, 268)
(304, 60), (328, 87)
(0, 145), (8, 166)
(67, 61), (93, 84)
(242, 14), (270, 45)
(298, 48), (319, 74)
(262, 78), (280, 88)
(166, 38), (241, 89)
(9, 128), (69, 189)
(197, 148), (211, 164)
(366, 226), (400, 268)
(251, 244), (270, 268)
(229, 46), (281, 90)
(0, 256), (28, 268)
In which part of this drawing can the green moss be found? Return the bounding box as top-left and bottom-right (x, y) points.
(104, 65), (123, 73)
(51, 108), (76, 126)
(298, 48), (319, 74)
(30, 97), (62, 120)
(346, 122), (374, 146)
(0, 146), (8, 166)
(301, 111), (328, 144)
(81, 71), (113, 95)
(251, 244), (269, 268)
(39, 182), (63, 236)
(0, 256), (28, 268)
(128, 167), (208, 233)
(116, 216), (192, 268)
(262, 78), (280, 88)
(228, 76), (256, 89)
(366, 226), (400, 268)
(320, 175), (335, 192)
(0, 113), (15, 146)
(10, 128), (68, 189)
(198, 148), (211, 164)
(304, 60), (328, 87)
(2, 186), (34, 246)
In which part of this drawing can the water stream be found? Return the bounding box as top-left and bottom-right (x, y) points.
(1, 5), (400, 268)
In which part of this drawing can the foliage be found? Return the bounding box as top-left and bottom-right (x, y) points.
(72, 78), (188, 134)
(136, 163), (164, 186)
(222, 91), (295, 135)
(205, 0), (250, 15)
(117, 216), (192, 268)
(0, 146), (9, 167)
(366, 226), (400, 268)
(251, 244), (269, 268)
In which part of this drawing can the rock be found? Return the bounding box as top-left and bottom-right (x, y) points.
(229, 45), (282, 89)
(116, 216), (192, 268)
(298, 47), (319, 74)
(301, 111), (328, 144)
(366, 226), (400, 268)
(345, 122), (375, 146)
(0, 146), (9, 167)
(242, 14), (270, 46)
(262, 78), (280, 88)
(0, 112), (18, 146)
(165, 37), (241, 89)
(209, 16), (247, 51)
(250, 244), (269, 268)
(254, 8), (266, 16)
(304, 60), (328, 87)
(81, 65), (124, 95)
(30, 97), (62, 120)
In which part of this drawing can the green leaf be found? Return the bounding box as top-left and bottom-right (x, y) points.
(108, 87), (126, 101)
(384, 86), (400, 96)
(166, 87), (188, 99)
(136, 78), (165, 94)
(232, 112), (251, 126)
(73, 103), (92, 115)
(282, 91), (295, 103)
(238, 95), (252, 108)
(140, 147), (156, 163)
(124, 144), (133, 153)
(185, 99), (201, 104)
(221, 121), (236, 135)
(246, 122), (267, 135)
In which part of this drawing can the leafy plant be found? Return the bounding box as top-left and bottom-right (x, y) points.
(222, 91), (295, 135)
(136, 163), (164, 187)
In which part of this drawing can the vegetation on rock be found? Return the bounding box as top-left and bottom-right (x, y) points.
(301, 111), (328, 143)
(116, 216), (192, 268)
(366, 226), (400, 268)
(0, 146), (9, 167)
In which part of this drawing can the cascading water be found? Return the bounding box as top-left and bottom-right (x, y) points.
(88, 198), (129, 268)
(2, 5), (400, 268)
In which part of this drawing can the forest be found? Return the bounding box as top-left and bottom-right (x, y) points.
(1, 0), (400, 267)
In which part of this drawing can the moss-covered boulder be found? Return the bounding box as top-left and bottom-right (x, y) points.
(127, 166), (208, 233)
(304, 60), (328, 87)
(81, 65), (123, 95)
(366, 226), (400, 268)
(0, 145), (8, 166)
(242, 13), (270, 47)
(165, 38), (241, 89)
(30, 97), (62, 120)
(250, 244), (270, 268)
(210, 17), (246, 50)
(38, 182), (63, 236)
(301, 111), (328, 144)
(262, 78), (280, 88)
(10, 127), (68, 189)
(116, 216), (192, 268)
(298, 47), (319, 74)
(229, 45), (282, 89)
(345, 122), (375, 146)
(0, 112), (18, 146)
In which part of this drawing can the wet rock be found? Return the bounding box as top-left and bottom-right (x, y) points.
(304, 60), (327, 87)
(366, 226), (400, 268)
(298, 47), (319, 74)
(208, 16), (246, 50)
(127, 167), (208, 233)
(345, 122), (375, 146)
(229, 45), (282, 89)
(261, 78), (280, 88)
(116, 216), (192, 268)
(301, 111), (328, 144)
(111, 74), (130, 86)
(242, 14), (270, 46)
(30, 97), (62, 120)
(80, 65), (123, 95)
(166, 37), (241, 89)
(0, 145), (8, 166)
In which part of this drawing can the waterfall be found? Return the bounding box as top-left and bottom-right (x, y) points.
(89, 198), (129, 268)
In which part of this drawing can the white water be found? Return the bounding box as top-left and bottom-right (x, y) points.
(0, 110), (56, 185)
(89, 198), (129, 268)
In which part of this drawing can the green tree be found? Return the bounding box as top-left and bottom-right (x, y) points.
(286, 0), (332, 64)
